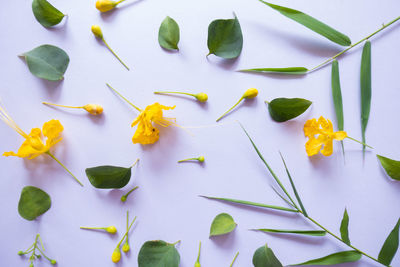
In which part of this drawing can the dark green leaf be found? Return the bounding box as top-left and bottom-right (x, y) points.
(18, 186), (51, 221)
(253, 243), (283, 267)
(32, 0), (65, 28)
(339, 208), (350, 245)
(22, 44), (69, 81)
(377, 155), (400, 181)
(255, 229), (326, 236)
(158, 16), (180, 51)
(331, 60), (345, 156)
(291, 250), (361, 266)
(138, 240), (180, 267)
(209, 213), (237, 237)
(267, 98), (312, 122)
(239, 67), (308, 75)
(258, 1), (351, 46)
(85, 165), (132, 189)
(378, 218), (400, 265)
(207, 14), (243, 59)
(361, 41), (371, 153)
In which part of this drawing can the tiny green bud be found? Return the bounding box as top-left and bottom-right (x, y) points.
(51, 260), (57, 265)
(198, 156), (205, 162)
(121, 195), (127, 202)
(29, 263), (34, 267)
(106, 226), (117, 234)
(36, 254), (41, 258)
(91, 25), (103, 39)
(18, 251), (24, 255)
(195, 93), (208, 103)
(122, 242), (130, 253)
(242, 88), (258, 99)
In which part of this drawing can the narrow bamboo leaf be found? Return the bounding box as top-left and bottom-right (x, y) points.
(209, 213), (237, 237)
(18, 186), (51, 221)
(377, 155), (400, 181)
(239, 67), (308, 75)
(158, 16), (180, 51)
(85, 165), (132, 189)
(255, 229), (326, 237)
(32, 0), (65, 28)
(253, 243), (283, 267)
(339, 208), (350, 245)
(267, 98), (312, 122)
(138, 240), (180, 267)
(200, 196), (299, 213)
(378, 218), (400, 266)
(331, 60), (345, 156)
(207, 14), (243, 59)
(291, 250), (361, 266)
(360, 41), (371, 153)
(258, 1), (351, 46)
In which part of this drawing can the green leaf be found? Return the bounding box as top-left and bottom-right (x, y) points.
(209, 213), (237, 237)
(32, 0), (65, 28)
(239, 67), (308, 75)
(18, 186), (51, 221)
(85, 165), (132, 189)
(138, 240), (180, 267)
(267, 98), (312, 122)
(258, 1), (351, 46)
(339, 208), (350, 245)
(360, 41), (371, 153)
(253, 243), (283, 267)
(22, 44), (69, 81)
(331, 60), (345, 156)
(255, 229), (326, 237)
(158, 16), (180, 51)
(291, 250), (361, 266)
(207, 13), (243, 59)
(377, 155), (400, 181)
(378, 218), (400, 266)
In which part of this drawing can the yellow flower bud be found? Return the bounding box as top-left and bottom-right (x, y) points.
(83, 104), (103, 115)
(195, 263), (201, 267)
(91, 25), (103, 39)
(96, 0), (118, 12)
(122, 242), (130, 253)
(198, 156), (205, 162)
(111, 248), (121, 263)
(51, 260), (57, 265)
(106, 226), (117, 234)
(195, 93), (208, 103)
(242, 88), (258, 99)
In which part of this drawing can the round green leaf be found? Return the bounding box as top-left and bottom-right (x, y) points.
(22, 45), (70, 81)
(253, 243), (283, 267)
(85, 165), (132, 189)
(18, 186), (51, 221)
(207, 14), (243, 59)
(158, 16), (180, 51)
(32, 0), (65, 28)
(377, 155), (400, 181)
(267, 98), (312, 122)
(138, 240), (180, 267)
(209, 213), (237, 237)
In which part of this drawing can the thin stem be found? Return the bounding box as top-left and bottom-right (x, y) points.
(126, 186), (139, 197)
(230, 252), (239, 267)
(30, 234), (40, 264)
(80, 226), (106, 230)
(36, 247), (54, 263)
(346, 136), (373, 149)
(264, 100), (270, 104)
(116, 216), (137, 248)
(178, 157), (198, 163)
(125, 211), (129, 244)
(106, 83), (141, 112)
(130, 158), (140, 168)
(116, 0), (127, 4)
(46, 152), (83, 186)
(154, 91), (196, 97)
(102, 38), (130, 70)
(172, 240), (181, 246)
(216, 97), (244, 122)
(42, 102), (83, 109)
(309, 16), (400, 72)
(196, 241), (201, 262)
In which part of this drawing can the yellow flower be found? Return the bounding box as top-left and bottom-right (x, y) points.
(131, 103), (175, 145)
(303, 116), (347, 157)
(111, 248), (121, 263)
(96, 0), (118, 12)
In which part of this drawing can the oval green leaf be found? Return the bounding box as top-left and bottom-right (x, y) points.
(291, 250), (361, 266)
(32, 0), (65, 28)
(85, 165), (132, 189)
(207, 14), (243, 59)
(378, 218), (400, 266)
(360, 41), (371, 153)
(22, 44), (70, 81)
(339, 208), (351, 245)
(253, 243), (283, 267)
(255, 229), (326, 237)
(18, 186), (51, 221)
(209, 213), (237, 237)
(258, 1), (351, 46)
(331, 60), (345, 155)
(267, 98), (312, 122)
(240, 67), (308, 75)
(158, 16), (180, 51)
(138, 240), (180, 267)
(377, 155), (400, 181)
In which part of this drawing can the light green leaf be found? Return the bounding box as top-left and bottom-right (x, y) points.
(207, 14), (243, 59)
(22, 44), (69, 81)
(377, 155), (400, 181)
(258, 1), (351, 46)
(378, 218), (400, 266)
(239, 67), (308, 75)
(255, 229), (326, 236)
(158, 16), (180, 51)
(253, 243), (283, 267)
(291, 250), (361, 266)
(32, 0), (65, 28)
(339, 208), (350, 245)
(85, 165), (132, 189)
(267, 98), (312, 122)
(209, 213), (237, 237)
(138, 240), (180, 267)
(18, 186), (51, 221)
(361, 41), (371, 153)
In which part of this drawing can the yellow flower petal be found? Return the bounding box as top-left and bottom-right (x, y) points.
(333, 131), (347, 141)
(303, 118), (319, 138)
(320, 137), (334, 156)
(305, 136), (325, 156)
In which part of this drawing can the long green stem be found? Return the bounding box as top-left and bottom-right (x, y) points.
(230, 252), (239, 267)
(178, 157), (198, 162)
(46, 152), (83, 186)
(309, 16), (400, 72)
(102, 38), (130, 70)
(196, 241), (201, 263)
(216, 97), (244, 122)
(30, 234), (40, 264)
(346, 136), (373, 149)
(154, 91), (196, 97)
(116, 0), (127, 4)
(80, 226), (106, 230)
(106, 83), (141, 112)
(42, 102), (83, 109)
(116, 216), (137, 248)
(125, 211), (129, 244)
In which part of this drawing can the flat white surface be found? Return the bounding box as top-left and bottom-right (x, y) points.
(1, 0), (400, 266)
